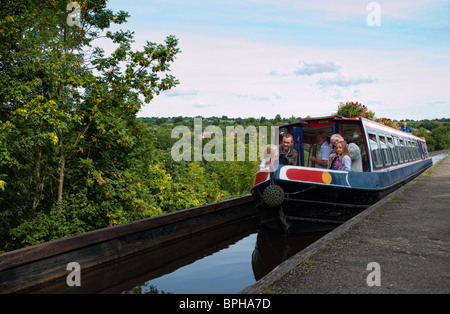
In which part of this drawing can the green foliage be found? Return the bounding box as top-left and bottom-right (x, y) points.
(0, 0), (181, 252)
(157, 162), (226, 211)
(206, 160), (259, 197)
(9, 194), (105, 249)
(415, 125), (450, 151)
(429, 126), (450, 151)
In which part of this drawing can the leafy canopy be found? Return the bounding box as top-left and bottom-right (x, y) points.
(0, 0), (184, 251)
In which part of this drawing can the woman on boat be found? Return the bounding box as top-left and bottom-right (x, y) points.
(331, 140), (351, 171)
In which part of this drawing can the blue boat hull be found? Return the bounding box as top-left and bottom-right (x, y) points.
(251, 158), (432, 233)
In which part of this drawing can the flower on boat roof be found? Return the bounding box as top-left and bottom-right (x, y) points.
(337, 101), (375, 120)
(376, 117), (400, 129)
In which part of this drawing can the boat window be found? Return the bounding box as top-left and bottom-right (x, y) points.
(394, 137), (403, 163)
(368, 133), (382, 168)
(412, 141), (417, 159)
(387, 136), (398, 164)
(417, 142), (424, 159)
(406, 140), (413, 160)
(406, 140), (412, 160)
(413, 141), (420, 159)
(404, 140), (410, 160)
(421, 141), (429, 158)
(399, 139), (408, 161)
(411, 141), (418, 160)
(379, 135), (391, 166)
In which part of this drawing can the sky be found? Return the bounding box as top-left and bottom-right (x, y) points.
(102, 0), (450, 120)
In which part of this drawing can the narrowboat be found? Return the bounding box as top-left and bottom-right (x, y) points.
(251, 116), (432, 234)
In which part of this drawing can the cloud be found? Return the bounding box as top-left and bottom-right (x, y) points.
(192, 103), (214, 108)
(163, 88), (199, 97)
(232, 93), (270, 101)
(267, 70), (288, 77)
(268, 61), (341, 77)
(317, 75), (377, 88)
(294, 61), (341, 76)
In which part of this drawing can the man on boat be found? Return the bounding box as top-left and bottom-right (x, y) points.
(279, 133), (298, 166)
(310, 132), (333, 169)
(400, 122), (413, 133)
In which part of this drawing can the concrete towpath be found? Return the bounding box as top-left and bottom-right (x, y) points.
(241, 155), (450, 294)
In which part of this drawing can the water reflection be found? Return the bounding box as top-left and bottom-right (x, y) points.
(122, 227), (324, 294)
(252, 229), (325, 281)
(27, 216), (325, 294)
(124, 232), (259, 294)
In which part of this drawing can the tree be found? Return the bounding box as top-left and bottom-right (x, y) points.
(273, 114), (282, 125)
(287, 115), (299, 124)
(0, 0), (181, 251)
(430, 126), (450, 151)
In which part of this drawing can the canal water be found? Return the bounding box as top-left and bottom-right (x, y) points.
(432, 151), (450, 164)
(122, 220), (325, 294)
(27, 216), (326, 294)
(124, 230), (260, 294)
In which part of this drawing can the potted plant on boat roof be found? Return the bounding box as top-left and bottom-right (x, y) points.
(376, 117), (399, 129)
(337, 101), (375, 120)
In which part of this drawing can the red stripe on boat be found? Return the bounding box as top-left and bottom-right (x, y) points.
(286, 168), (326, 184)
(254, 171), (269, 185)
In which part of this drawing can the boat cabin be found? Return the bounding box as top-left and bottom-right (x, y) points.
(277, 116), (429, 172)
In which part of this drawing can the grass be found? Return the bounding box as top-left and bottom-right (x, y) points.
(260, 287), (279, 294)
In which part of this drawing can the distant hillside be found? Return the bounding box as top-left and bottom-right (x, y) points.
(139, 116), (450, 132)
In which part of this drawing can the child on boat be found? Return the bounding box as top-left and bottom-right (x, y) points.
(259, 144), (279, 169)
(332, 140), (352, 171)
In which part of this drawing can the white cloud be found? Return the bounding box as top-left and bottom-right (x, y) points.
(267, 70), (288, 77)
(192, 103), (215, 109)
(232, 93), (271, 101)
(163, 87), (199, 97)
(317, 74), (377, 88)
(294, 61), (341, 76)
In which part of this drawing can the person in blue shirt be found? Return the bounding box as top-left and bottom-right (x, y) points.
(310, 132), (332, 169)
(400, 122), (413, 133)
